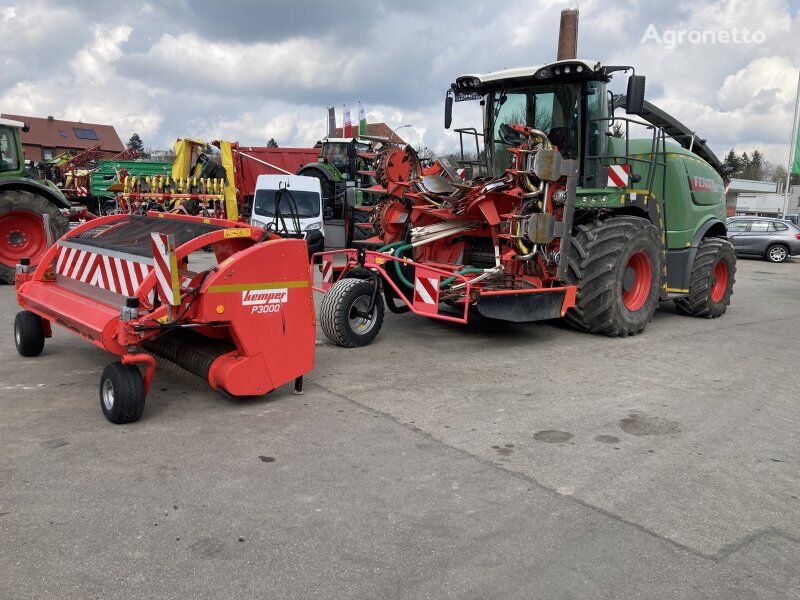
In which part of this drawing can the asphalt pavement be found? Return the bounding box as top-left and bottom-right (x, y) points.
(1, 255), (798, 599)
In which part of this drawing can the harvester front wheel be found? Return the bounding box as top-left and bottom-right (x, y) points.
(0, 190), (68, 284)
(14, 310), (45, 357)
(100, 362), (145, 424)
(565, 215), (661, 336)
(674, 237), (736, 318)
(320, 278), (384, 347)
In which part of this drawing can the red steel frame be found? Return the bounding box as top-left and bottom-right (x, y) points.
(313, 248), (577, 324)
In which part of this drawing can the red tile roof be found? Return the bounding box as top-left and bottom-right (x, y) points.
(333, 122), (407, 145)
(1, 113), (125, 153)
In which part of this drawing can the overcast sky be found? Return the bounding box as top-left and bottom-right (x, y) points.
(2, 0), (799, 165)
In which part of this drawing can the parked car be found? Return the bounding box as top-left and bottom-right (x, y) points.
(726, 216), (800, 263)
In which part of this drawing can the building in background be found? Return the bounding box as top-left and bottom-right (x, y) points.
(726, 178), (800, 218)
(0, 113), (125, 162)
(332, 122), (407, 144)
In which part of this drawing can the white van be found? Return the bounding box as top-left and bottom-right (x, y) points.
(250, 174), (324, 256)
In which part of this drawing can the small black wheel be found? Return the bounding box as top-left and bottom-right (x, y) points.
(99, 362), (145, 424)
(766, 244), (789, 263)
(14, 310), (45, 357)
(675, 237), (736, 318)
(319, 278), (384, 347)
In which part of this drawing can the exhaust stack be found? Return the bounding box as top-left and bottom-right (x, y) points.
(556, 8), (579, 61)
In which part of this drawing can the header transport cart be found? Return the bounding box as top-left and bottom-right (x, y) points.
(13, 212), (315, 424)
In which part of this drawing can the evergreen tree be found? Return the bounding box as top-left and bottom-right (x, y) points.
(126, 133), (145, 154)
(267, 138), (278, 148)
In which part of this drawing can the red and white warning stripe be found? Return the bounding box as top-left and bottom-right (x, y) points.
(607, 164), (630, 188)
(55, 245), (150, 296)
(321, 257), (333, 284)
(413, 272), (440, 315)
(151, 233), (181, 306)
(75, 186), (88, 197)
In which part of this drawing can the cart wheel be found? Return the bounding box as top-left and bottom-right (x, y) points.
(99, 362), (145, 424)
(320, 278), (384, 347)
(14, 310), (45, 357)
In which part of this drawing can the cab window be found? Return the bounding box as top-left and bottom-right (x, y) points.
(322, 143), (349, 172)
(489, 83), (581, 176)
(0, 126), (19, 172)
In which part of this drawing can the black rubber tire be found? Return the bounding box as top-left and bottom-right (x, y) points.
(0, 190), (69, 284)
(300, 169), (336, 209)
(765, 243), (789, 263)
(14, 310), (45, 357)
(565, 215), (662, 337)
(319, 278), (384, 347)
(348, 206), (374, 244)
(674, 237), (736, 318)
(99, 362), (145, 424)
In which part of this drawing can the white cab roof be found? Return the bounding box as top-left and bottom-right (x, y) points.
(456, 59), (601, 84)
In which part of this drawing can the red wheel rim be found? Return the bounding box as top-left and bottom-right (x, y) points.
(622, 250), (652, 311)
(710, 260), (728, 303)
(0, 210), (48, 268)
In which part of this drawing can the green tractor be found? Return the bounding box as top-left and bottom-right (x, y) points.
(297, 137), (379, 247)
(0, 118), (70, 284)
(445, 59), (735, 330)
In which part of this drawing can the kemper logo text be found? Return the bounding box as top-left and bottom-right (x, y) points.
(242, 289), (288, 306)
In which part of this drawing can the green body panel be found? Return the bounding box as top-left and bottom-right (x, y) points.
(301, 160), (343, 182)
(0, 124), (69, 204)
(0, 124), (25, 179)
(600, 138), (726, 250)
(89, 160), (171, 199)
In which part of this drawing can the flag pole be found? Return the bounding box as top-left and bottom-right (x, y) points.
(782, 70), (800, 218)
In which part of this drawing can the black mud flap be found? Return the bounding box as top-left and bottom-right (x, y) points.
(476, 291), (566, 323)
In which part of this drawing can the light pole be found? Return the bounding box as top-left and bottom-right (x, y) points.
(781, 71), (800, 218)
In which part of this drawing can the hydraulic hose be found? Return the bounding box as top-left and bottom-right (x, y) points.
(440, 266), (485, 288)
(392, 243), (415, 288)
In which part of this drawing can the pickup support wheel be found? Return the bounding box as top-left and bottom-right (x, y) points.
(99, 362), (146, 424)
(14, 310), (45, 357)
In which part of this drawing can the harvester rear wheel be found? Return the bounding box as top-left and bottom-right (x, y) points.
(674, 237), (736, 318)
(99, 362), (145, 424)
(14, 310), (45, 357)
(0, 190), (68, 284)
(320, 278), (384, 347)
(565, 215), (661, 336)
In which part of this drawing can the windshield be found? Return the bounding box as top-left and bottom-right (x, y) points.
(253, 189), (321, 219)
(322, 143), (350, 172)
(488, 83), (581, 176)
(0, 126), (19, 172)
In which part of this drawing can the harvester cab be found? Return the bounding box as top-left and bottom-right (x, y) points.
(314, 58), (735, 347)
